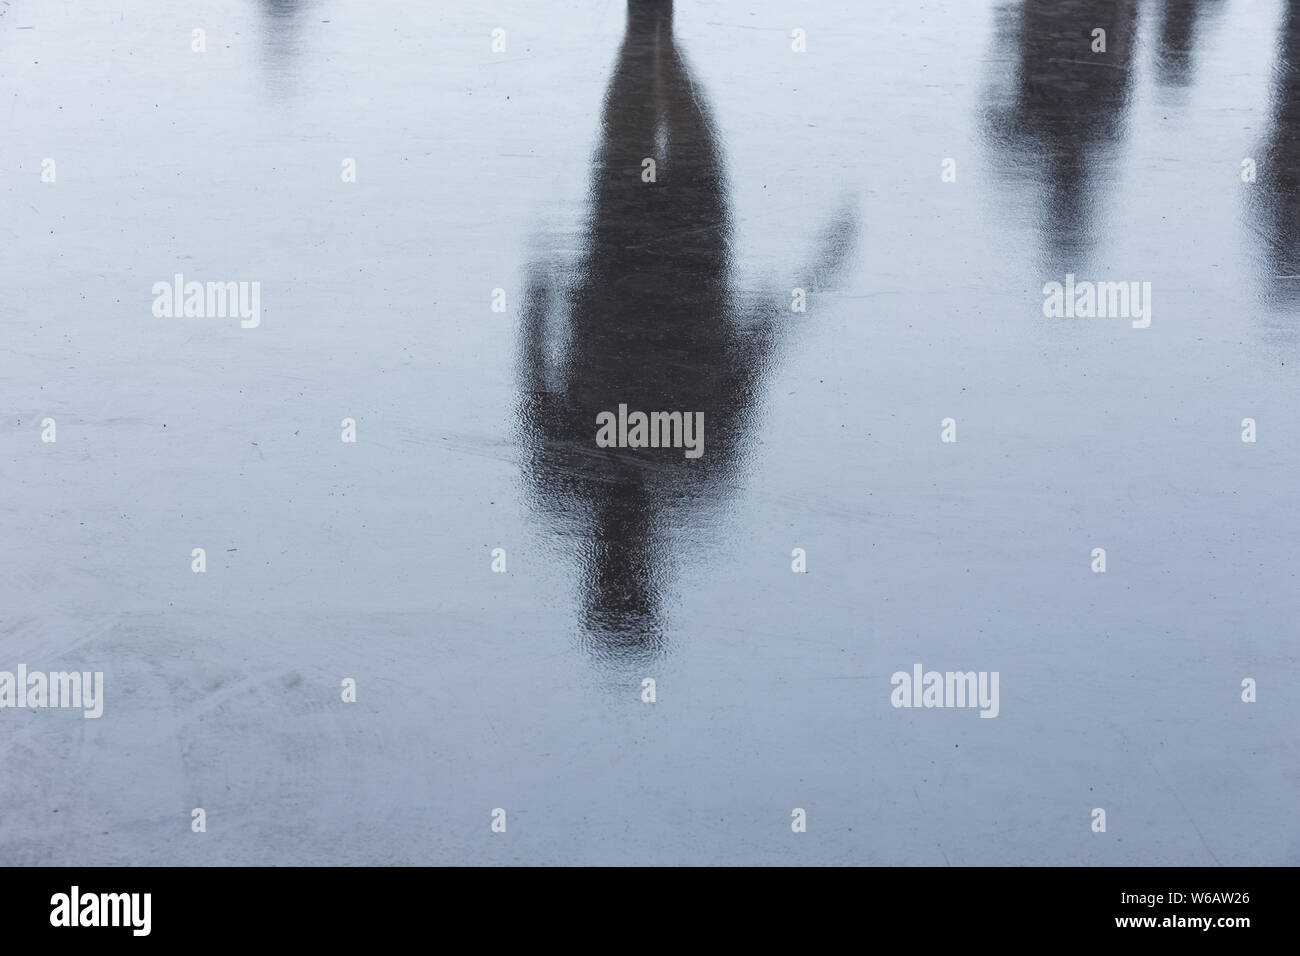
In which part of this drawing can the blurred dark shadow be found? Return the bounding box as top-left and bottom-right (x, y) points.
(516, 0), (856, 662)
(982, 0), (1140, 269)
(1153, 0), (1224, 89)
(1250, 2), (1300, 308)
(256, 0), (310, 98)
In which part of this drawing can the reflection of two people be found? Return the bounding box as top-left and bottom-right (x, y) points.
(517, 0), (855, 656)
(985, 0), (1296, 303)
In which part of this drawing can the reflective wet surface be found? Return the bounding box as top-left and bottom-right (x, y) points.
(1, 0), (1297, 864)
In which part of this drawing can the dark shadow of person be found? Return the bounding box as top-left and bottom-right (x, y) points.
(515, 0), (857, 663)
(1153, 0), (1224, 90)
(981, 0), (1140, 270)
(1250, 2), (1300, 310)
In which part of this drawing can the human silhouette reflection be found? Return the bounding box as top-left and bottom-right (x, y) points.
(516, 0), (855, 660)
(1153, 0), (1222, 89)
(1250, 2), (1300, 308)
(983, 0), (1139, 268)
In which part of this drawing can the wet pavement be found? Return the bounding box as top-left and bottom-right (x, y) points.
(1, 0), (1297, 864)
